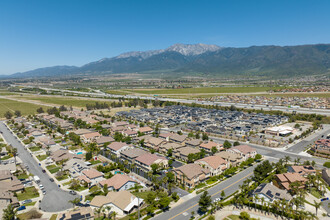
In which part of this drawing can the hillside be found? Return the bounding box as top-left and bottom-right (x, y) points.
(6, 43), (330, 78)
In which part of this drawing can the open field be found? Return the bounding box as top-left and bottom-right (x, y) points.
(0, 97), (49, 117)
(124, 86), (285, 95)
(13, 95), (113, 108)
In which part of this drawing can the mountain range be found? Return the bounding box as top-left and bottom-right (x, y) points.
(7, 43), (330, 78)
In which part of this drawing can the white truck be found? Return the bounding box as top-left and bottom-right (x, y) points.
(33, 176), (40, 183)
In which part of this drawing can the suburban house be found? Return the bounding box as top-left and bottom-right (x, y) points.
(199, 141), (223, 154)
(99, 174), (137, 191)
(81, 132), (101, 143)
(215, 151), (243, 166)
(78, 168), (104, 186)
(174, 163), (210, 189)
(140, 136), (165, 151)
(120, 148), (148, 164)
(169, 134), (187, 144)
(135, 153), (168, 172)
(274, 173), (307, 191)
(227, 145), (257, 160)
(159, 142), (183, 154)
(50, 149), (84, 163)
(90, 190), (143, 216)
(64, 159), (89, 178)
(312, 139), (330, 158)
(95, 136), (114, 147)
(175, 146), (200, 162)
(0, 190), (19, 210)
(57, 207), (94, 220)
(159, 132), (174, 141)
(287, 165), (316, 177)
(0, 170), (24, 193)
(195, 155), (228, 176)
(138, 126), (153, 135)
(185, 139), (203, 148)
(253, 183), (292, 203)
(122, 130), (138, 137)
(107, 142), (131, 157)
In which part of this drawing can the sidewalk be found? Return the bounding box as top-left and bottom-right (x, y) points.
(215, 205), (278, 220)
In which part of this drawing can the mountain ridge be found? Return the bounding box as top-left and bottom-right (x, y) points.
(5, 43), (330, 78)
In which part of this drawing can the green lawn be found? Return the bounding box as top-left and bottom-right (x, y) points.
(16, 173), (29, 180)
(16, 96), (113, 108)
(310, 188), (322, 199)
(126, 86), (285, 94)
(50, 214), (58, 220)
(1, 155), (13, 160)
(56, 174), (69, 181)
(29, 146), (41, 152)
(132, 191), (151, 201)
(25, 201), (36, 206)
(46, 165), (61, 174)
(226, 215), (240, 220)
(16, 187), (39, 201)
(37, 154), (48, 161)
(0, 97), (48, 117)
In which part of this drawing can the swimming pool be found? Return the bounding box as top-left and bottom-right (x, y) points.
(76, 152), (83, 155)
(114, 171), (123, 174)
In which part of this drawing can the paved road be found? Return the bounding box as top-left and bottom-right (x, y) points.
(154, 158), (277, 220)
(0, 122), (78, 212)
(285, 125), (330, 154)
(34, 86), (330, 116)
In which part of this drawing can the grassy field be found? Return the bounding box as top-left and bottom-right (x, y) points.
(0, 97), (48, 117)
(15, 96), (113, 108)
(125, 86), (285, 94)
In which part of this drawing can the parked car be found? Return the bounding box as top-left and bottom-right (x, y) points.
(22, 199), (32, 205)
(17, 206), (26, 211)
(69, 190), (77, 195)
(49, 178), (54, 182)
(42, 190), (46, 195)
(39, 184), (44, 190)
(42, 169), (46, 173)
(321, 197), (329, 201)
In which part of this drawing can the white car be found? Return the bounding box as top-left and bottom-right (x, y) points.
(39, 184), (44, 190)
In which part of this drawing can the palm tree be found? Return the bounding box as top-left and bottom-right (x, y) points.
(110, 211), (117, 220)
(260, 197), (265, 213)
(254, 195), (259, 211)
(314, 200), (321, 216)
(284, 156), (291, 165)
(69, 198), (80, 208)
(105, 206), (111, 219)
(12, 148), (17, 165)
(2, 204), (17, 220)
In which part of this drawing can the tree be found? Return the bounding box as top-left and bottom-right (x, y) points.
(233, 141), (240, 146)
(202, 133), (208, 140)
(211, 146), (218, 155)
(12, 148), (17, 165)
(14, 110), (21, 117)
(239, 211), (250, 220)
(284, 156), (291, 165)
(254, 160), (273, 182)
(167, 148), (173, 157)
(151, 163), (159, 175)
(314, 201), (321, 216)
(145, 191), (156, 204)
(255, 154), (262, 160)
(2, 204), (17, 220)
(198, 191), (211, 213)
(223, 140), (232, 149)
(158, 195), (171, 210)
(168, 159), (173, 167)
(110, 211), (117, 220)
(4, 111), (13, 119)
(69, 197), (80, 207)
(221, 190), (225, 198)
(103, 184), (108, 195)
(36, 107), (44, 113)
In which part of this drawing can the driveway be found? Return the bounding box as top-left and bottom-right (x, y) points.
(0, 121), (79, 212)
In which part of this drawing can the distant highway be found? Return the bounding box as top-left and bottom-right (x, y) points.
(19, 86), (330, 116)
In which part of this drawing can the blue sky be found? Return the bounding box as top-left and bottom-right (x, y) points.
(1, 0), (330, 75)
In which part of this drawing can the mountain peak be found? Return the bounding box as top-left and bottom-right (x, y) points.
(165, 43), (222, 56)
